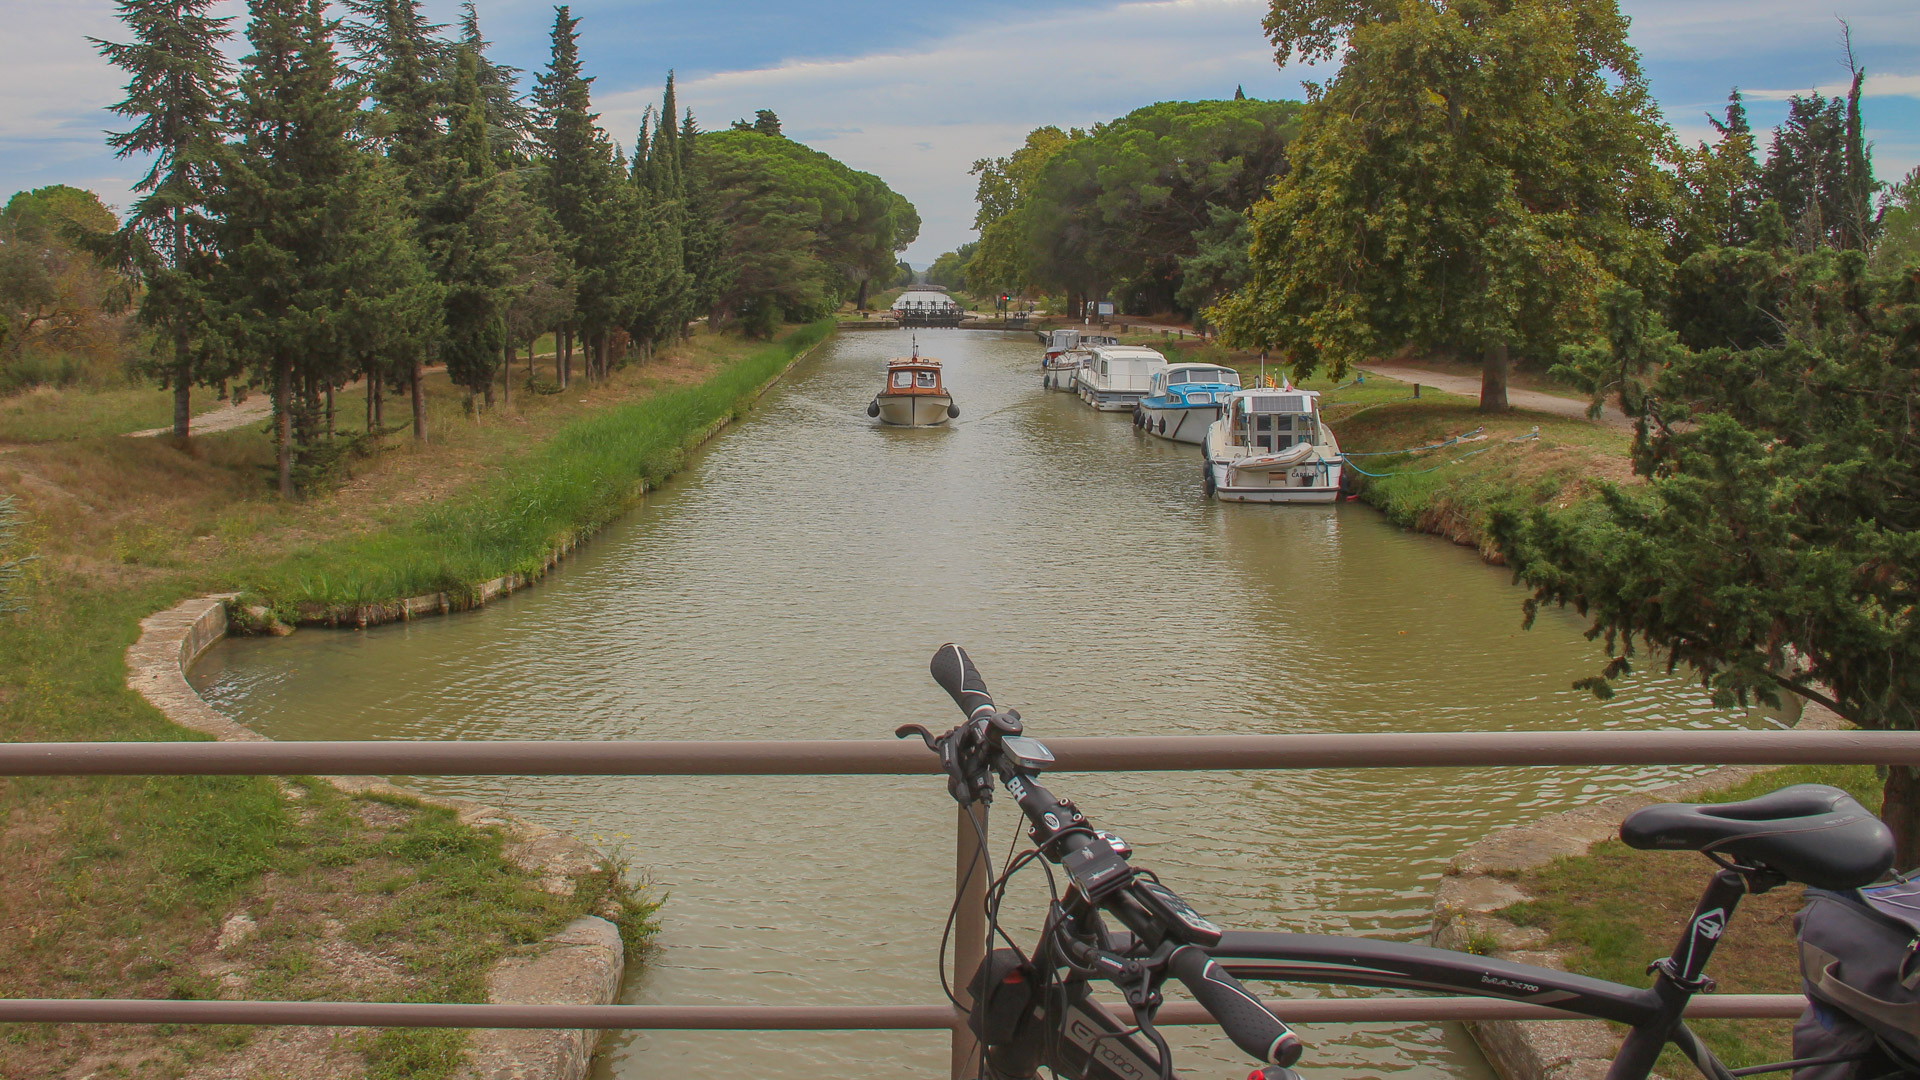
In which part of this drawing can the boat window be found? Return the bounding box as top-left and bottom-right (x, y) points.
(1188, 392), (1212, 406)
(916, 370), (937, 388)
(892, 370), (912, 388)
(1100, 361), (1109, 375)
(1255, 415), (1271, 431)
(1257, 435), (1272, 450)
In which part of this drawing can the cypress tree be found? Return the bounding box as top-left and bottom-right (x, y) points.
(208, 0), (367, 496)
(425, 48), (509, 406)
(680, 109), (728, 328)
(92, 0), (235, 440)
(346, 0), (444, 440)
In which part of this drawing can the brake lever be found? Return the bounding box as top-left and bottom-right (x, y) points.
(894, 723), (938, 750)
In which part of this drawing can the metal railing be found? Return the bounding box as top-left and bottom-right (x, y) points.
(7, 729), (1915, 1079)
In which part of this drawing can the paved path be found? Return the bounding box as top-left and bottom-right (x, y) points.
(1358, 363), (1632, 429)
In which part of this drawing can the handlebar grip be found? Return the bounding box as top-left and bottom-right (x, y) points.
(1168, 945), (1302, 1067)
(929, 643), (994, 720)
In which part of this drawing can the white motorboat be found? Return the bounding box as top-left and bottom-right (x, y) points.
(867, 352), (957, 426)
(1202, 386), (1344, 502)
(1076, 345), (1167, 411)
(1041, 332), (1117, 391)
(1134, 363), (1243, 444)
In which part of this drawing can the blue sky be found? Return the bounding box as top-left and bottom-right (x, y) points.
(3, 0), (1916, 265)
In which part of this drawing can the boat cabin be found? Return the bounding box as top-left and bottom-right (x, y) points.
(1225, 389), (1322, 453)
(1148, 364), (1241, 403)
(883, 358), (946, 395)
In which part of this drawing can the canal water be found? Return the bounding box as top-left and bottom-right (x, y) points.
(192, 329), (1766, 1080)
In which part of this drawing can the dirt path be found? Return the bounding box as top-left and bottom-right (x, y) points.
(1358, 363), (1633, 429)
(127, 394), (272, 438)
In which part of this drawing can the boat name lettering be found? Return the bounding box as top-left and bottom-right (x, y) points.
(1480, 975), (1542, 993)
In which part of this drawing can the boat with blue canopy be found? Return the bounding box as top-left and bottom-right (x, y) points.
(1133, 362), (1243, 443)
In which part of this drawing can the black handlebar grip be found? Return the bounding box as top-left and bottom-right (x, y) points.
(1168, 945), (1302, 1067)
(929, 643), (995, 720)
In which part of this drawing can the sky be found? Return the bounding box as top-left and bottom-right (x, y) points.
(2, 0), (1917, 267)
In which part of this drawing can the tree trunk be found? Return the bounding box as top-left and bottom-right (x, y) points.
(502, 343), (513, 409)
(410, 359), (427, 444)
(560, 329), (572, 389)
(1885, 766), (1920, 873)
(366, 364), (375, 431)
(374, 372), (384, 428)
(856, 276), (870, 311)
(1480, 342), (1511, 412)
(171, 328), (191, 440)
(275, 357), (292, 498)
(325, 385), (334, 438)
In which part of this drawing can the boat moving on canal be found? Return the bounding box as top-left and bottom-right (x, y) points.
(1076, 345), (1168, 411)
(1202, 385), (1344, 502)
(1134, 362), (1243, 443)
(867, 351), (958, 426)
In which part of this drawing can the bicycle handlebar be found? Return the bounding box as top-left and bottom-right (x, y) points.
(1168, 946), (1304, 1067)
(929, 643), (995, 720)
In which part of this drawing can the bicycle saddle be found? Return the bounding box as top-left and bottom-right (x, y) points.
(1620, 784), (1894, 890)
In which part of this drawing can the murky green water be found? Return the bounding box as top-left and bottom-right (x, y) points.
(192, 329), (1765, 1080)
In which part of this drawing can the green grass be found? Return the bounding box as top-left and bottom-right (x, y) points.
(0, 382), (235, 443)
(240, 320), (832, 611)
(1501, 764), (1882, 1074)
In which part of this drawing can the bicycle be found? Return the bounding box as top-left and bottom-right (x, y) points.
(898, 644), (1899, 1080)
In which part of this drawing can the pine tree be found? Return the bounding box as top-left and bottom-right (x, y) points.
(92, 0), (235, 440)
(208, 0), (369, 496)
(456, 1), (531, 168)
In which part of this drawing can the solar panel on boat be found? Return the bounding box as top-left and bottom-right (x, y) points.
(1247, 393), (1309, 414)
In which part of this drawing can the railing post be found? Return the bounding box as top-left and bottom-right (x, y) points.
(951, 801), (989, 1080)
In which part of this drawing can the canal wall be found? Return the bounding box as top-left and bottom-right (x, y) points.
(1427, 703), (1842, 1080)
(233, 329), (833, 634)
(128, 594), (621, 1080)
(120, 332), (838, 1077)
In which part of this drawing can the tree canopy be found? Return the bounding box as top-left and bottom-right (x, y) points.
(690, 127), (917, 334)
(1215, 0), (1673, 409)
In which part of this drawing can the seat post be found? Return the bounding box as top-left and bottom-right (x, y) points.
(1604, 868), (1755, 1080)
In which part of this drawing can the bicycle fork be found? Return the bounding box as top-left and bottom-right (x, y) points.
(1604, 868), (1755, 1080)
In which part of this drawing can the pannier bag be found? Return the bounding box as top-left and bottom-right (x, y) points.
(1795, 877), (1920, 1079)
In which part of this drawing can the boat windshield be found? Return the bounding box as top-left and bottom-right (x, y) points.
(892, 370), (912, 388)
(916, 370), (938, 388)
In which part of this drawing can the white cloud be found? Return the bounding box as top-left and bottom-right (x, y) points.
(1743, 73), (1920, 102)
(600, 0), (1319, 263)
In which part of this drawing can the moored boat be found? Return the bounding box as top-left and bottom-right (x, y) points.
(1201, 385), (1343, 502)
(1075, 345), (1167, 411)
(1134, 362), (1242, 443)
(867, 352), (958, 426)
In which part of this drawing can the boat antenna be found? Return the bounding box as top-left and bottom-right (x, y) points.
(1259, 349), (1267, 390)
(911, 333), (918, 359)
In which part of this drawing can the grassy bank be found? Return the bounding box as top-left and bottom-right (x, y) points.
(1118, 335), (1633, 558)
(242, 319), (831, 612)
(1499, 764), (1881, 1073)
(0, 323), (827, 1077)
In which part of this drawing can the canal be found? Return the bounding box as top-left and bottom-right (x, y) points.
(192, 328), (1767, 1080)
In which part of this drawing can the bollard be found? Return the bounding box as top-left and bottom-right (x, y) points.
(1414, 383), (1421, 399)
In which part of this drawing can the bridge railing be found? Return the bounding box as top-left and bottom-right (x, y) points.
(7, 729), (1913, 1079)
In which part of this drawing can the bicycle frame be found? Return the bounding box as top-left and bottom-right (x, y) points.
(1199, 866), (1759, 1080)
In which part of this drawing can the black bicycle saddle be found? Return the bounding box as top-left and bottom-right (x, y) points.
(1620, 784), (1894, 890)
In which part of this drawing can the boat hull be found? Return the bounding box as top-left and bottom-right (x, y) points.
(1041, 364), (1080, 391)
(1079, 385), (1147, 411)
(1138, 403), (1222, 444)
(874, 393), (954, 427)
